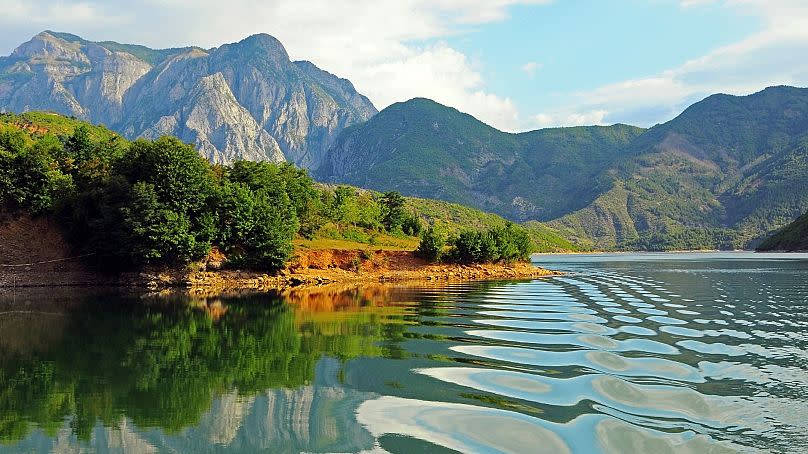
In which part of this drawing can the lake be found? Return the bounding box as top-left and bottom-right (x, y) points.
(1, 252), (807, 453)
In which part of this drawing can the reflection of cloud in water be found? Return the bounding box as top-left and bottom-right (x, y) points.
(416, 367), (766, 434)
(356, 396), (739, 453)
(357, 396), (572, 454)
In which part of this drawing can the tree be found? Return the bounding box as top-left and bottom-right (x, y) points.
(381, 191), (407, 232)
(0, 140), (73, 214)
(118, 137), (214, 215)
(121, 182), (208, 264)
(216, 181), (298, 271)
(416, 226), (445, 262)
(64, 125), (93, 163)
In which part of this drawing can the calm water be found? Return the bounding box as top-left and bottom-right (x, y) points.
(1, 252), (807, 453)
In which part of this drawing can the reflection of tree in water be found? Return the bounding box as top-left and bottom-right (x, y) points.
(0, 289), (409, 444)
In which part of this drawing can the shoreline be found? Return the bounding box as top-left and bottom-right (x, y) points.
(1, 247), (561, 293)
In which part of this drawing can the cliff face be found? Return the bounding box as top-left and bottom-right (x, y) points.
(0, 31), (377, 167)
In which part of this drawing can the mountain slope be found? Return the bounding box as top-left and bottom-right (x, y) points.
(320, 87), (808, 250)
(552, 86), (808, 249)
(317, 98), (644, 221)
(756, 211), (808, 251)
(0, 31), (377, 167)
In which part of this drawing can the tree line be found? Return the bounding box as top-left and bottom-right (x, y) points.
(0, 122), (420, 270)
(1, 117), (531, 271)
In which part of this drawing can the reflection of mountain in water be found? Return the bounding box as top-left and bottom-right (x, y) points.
(188, 359), (377, 453)
(0, 287), (411, 451)
(6, 359), (379, 453)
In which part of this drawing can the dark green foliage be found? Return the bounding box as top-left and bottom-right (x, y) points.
(450, 230), (499, 264)
(415, 226), (446, 262)
(381, 191), (407, 231)
(119, 137), (215, 214)
(228, 161), (321, 239)
(757, 211), (808, 251)
(0, 141), (73, 214)
(121, 182), (209, 264)
(215, 181), (298, 271)
(447, 223), (533, 264)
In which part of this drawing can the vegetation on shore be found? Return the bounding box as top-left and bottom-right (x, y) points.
(756, 210), (808, 251)
(416, 223), (533, 264)
(0, 112), (575, 274)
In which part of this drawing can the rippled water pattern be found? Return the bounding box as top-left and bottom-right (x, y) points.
(372, 253), (808, 453)
(2, 253), (807, 453)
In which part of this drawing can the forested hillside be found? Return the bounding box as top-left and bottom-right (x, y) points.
(320, 87), (808, 250)
(0, 112), (575, 274)
(317, 98), (643, 221)
(757, 211), (808, 251)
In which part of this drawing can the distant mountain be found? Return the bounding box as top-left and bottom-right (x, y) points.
(317, 98), (644, 221)
(0, 31), (377, 166)
(553, 86), (808, 249)
(757, 210), (808, 251)
(319, 87), (808, 250)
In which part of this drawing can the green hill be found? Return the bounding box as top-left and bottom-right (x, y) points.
(552, 86), (808, 250)
(757, 211), (808, 251)
(317, 98), (644, 222)
(319, 87), (808, 251)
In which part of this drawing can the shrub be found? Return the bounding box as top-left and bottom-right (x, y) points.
(447, 223), (533, 264)
(416, 226), (446, 262)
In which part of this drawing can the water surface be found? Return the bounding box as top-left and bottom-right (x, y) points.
(1, 252), (807, 453)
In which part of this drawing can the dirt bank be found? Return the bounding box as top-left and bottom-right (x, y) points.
(1, 215), (560, 291)
(0, 215), (129, 287)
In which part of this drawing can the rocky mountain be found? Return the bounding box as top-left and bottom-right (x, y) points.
(318, 87), (808, 250)
(0, 31), (376, 166)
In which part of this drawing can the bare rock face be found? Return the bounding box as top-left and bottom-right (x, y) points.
(141, 72), (285, 163)
(0, 31), (377, 167)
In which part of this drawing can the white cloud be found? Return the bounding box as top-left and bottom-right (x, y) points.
(529, 0), (808, 128)
(0, 0), (541, 130)
(521, 61), (541, 78)
(533, 110), (608, 128)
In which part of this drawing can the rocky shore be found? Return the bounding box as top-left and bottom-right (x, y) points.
(138, 249), (561, 294)
(1, 216), (560, 291)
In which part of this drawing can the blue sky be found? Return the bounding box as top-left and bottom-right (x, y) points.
(448, 0), (759, 124)
(1, 0), (806, 131)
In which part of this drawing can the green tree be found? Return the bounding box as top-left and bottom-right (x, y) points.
(381, 191), (407, 232)
(121, 182), (208, 264)
(118, 137), (214, 214)
(216, 181), (298, 271)
(416, 226), (445, 262)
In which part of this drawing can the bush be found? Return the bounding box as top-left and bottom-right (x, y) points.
(416, 226), (446, 262)
(447, 223), (533, 264)
(121, 182), (209, 264)
(215, 181), (298, 271)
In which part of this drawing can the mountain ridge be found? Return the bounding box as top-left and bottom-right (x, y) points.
(319, 86), (808, 250)
(0, 31), (377, 167)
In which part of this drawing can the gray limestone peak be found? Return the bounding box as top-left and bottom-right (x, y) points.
(0, 31), (377, 167)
